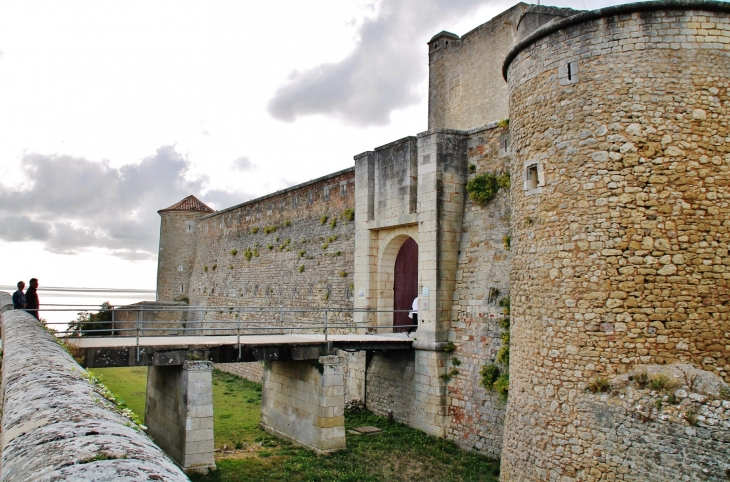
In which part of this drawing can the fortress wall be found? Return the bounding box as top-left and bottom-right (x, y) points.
(445, 124), (512, 458)
(186, 168), (356, 330)
(504, 4), (730, 480)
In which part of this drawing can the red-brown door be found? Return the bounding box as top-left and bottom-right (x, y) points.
(393, 237), (418, 332)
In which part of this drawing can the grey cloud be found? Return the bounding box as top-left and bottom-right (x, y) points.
(232, 156), (253, 171)
(0, 146), (252, 260)
(268, 0), (493, 126)
(0, 215), (51, 242)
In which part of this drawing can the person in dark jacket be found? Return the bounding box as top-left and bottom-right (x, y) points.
(25, 278), (40, 320)
(12, 281), (26, 310)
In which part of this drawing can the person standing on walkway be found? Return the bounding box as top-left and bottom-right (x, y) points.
(407, 296), (419, 336)
(25, 278), (40, 320)
(12, 281), (26, 310)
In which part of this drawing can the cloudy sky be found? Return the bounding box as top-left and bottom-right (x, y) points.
(0, 0), (632, 292)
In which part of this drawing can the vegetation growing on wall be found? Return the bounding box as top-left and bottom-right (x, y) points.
(342, 208), (355, 222)
(481, 296), (510, 399)
(466, 172), (510, 206)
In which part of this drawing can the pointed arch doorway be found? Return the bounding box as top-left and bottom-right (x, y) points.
(393, 237), (418, 332)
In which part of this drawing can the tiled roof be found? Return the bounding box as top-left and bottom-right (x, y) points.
(158, 195), (214, 214)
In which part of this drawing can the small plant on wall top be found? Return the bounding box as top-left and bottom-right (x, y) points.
(466, 172), (510, 206)
(497, 118), (510, 129)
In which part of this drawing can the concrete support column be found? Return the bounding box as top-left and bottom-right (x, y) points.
(260, 355), (346, 454)
(145, 361), (215, 473)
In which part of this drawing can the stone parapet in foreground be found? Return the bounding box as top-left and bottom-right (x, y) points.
(0, 306), (189, 481)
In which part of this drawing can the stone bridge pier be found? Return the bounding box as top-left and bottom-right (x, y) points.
(145, 360), (216, 472)
(260, 355), (347, 454)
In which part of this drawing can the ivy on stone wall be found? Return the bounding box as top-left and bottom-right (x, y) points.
(466, 172), (510, 206)
(481, 296), (510, 399)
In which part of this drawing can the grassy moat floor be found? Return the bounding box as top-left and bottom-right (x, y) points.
(92, 367), (500, 482)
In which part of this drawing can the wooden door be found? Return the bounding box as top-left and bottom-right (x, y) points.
(393, 237), (418, 332)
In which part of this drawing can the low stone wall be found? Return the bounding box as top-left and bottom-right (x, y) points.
(215, 362), (264, 383)
(114, 301), (189, 336)
(0, 305), (188, 481)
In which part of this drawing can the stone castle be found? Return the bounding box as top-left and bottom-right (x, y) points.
(156, 1), (730, 480)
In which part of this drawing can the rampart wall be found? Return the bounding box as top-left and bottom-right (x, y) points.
(185, 168), (356, 329)
(0, 303), (187, 481)
(504, 3), (730, 480)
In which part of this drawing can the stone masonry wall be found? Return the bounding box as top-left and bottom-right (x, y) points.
(427, 4), (578, 131)
(365, 350), (416, 423)
(0, 307), (187, 481)
(187, 168), (356, 331)
(428, 4), (528, 131)
(157, 210), (204, 302)
(504, 4), (730, 480)
(260, 356), (346, 453)
(445, 123), (512, 458)
(113, 301), (188, 336)
(215, 362), (264, 383)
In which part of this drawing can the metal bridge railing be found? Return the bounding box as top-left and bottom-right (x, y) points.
(26, 305), (419, 347)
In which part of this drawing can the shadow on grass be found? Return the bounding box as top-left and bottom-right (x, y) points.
(190, 410), (499, 482)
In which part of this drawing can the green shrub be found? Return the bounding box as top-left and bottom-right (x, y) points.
(251, 226), (259, 234)
(496, 345), (510, 365)
(330, 218), (337, 230)
(204, 265), (208, 272)
(587, 377), (611, 393)
(633, 371), (649, 389)
(480, 364), (500, 389)
(497, 118), (510, 128)
(268, 244), (273, 250)
(263, 225), (277, 234)
(244, 247), (253, 261)
(466, 173), (500, 206)
(283, 220), (291, 227)
(493, 373), (509, 398)
(503, 235), (511, 250)
(298, 250), (306, 258)
(649, 375), (670, 391)
(443, 342), (455, 353)
(320, 215), (329, 225)
(339, 271), (347, 277)
(230, 248), (238, 256)
(342, 208), (355, 222)
(298, 265), (305, 273)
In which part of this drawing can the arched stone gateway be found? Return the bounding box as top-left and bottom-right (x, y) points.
(393, 237), (419, 332)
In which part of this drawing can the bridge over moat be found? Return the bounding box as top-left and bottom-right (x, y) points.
(1, 298), (416, 476)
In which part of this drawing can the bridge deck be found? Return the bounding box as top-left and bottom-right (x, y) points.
(66, 333), (413, 368)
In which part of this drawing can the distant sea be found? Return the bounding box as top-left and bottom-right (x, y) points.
(0, 285), (156, 330)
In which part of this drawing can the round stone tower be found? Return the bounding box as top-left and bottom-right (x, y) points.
(156, 195), (214, 302)
(503, 1), (730, 480)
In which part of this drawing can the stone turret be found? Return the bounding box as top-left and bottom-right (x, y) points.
(156, 195), (214, 302)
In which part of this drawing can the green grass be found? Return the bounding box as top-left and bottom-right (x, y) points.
(90, 366), (148, 419)
(97, 368), (500, 482)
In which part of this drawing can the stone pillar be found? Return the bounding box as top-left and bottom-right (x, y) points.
(415, 130), (468, 344)
(353, 151), (378, 330)
(260, 355), (346, 454)
(145, 361), (215, 473)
